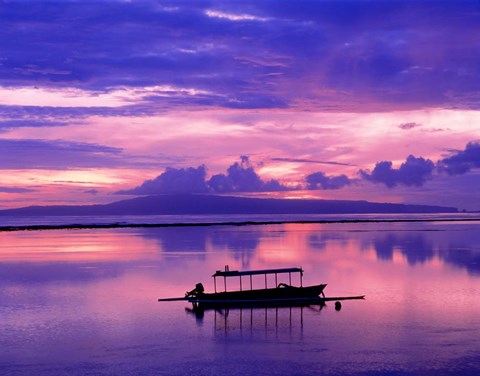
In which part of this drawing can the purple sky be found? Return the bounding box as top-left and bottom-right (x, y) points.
(0, 0), (479, 210)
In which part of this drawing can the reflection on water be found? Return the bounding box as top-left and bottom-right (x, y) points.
(197, 306), (311, 334)
(1, 221), (480, 375)
(185, 299), (332, 327)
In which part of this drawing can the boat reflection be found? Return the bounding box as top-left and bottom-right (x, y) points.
(185, 304), (329, 334)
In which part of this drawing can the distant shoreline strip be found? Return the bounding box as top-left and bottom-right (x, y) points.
(1, 217), (480, 232)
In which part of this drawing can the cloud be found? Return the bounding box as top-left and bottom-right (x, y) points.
(438, 141), (480, 175)
(212, 156), (265, 192)
(0, 119), (70, 129)
(359, 141), (480, 191)
(0, 103), (162, 120)
(0, 139), (123, 169)
(208, 156), (287, 193)
(3, 1), (480, 111)
(205, 9), (269, 22)
(0, 186), (35, 193)
(360, 155), (435, 188)
(306, 172), (353, 190)
(117, 166), (208, 195)
(271, 157), (354, 166)
(398, 122), (421, 130)
(0, 2), (289, 110)
(118, 156), (289, 195)
(219, 94), (288, 109)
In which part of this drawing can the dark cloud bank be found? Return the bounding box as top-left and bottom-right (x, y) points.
(0, 139), (123, 170)
(3, 1), (480, 112)
(438, 142), (480, 175)
(360, 156), (435, 188)
(118, 156), (288, 195)
(118, 155), (357, 195)
(306, 172), (353, 190)
(360, 142), (480, 188)
(119, 142), (480, 196)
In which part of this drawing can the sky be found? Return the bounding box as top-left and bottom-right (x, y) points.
(1, 0), (480, 211)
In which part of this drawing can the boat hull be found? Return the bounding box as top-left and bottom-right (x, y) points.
(187, 283), (327, 308)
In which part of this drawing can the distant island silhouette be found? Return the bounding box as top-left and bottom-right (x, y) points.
(0, 194), (458, 216)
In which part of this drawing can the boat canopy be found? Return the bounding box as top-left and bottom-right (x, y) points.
(213, 267), (303, 278)
(212, 266), (304, 292)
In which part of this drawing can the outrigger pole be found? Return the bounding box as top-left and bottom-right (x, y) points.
(157, 297), (189, 302)
(158, 295), (365, 303)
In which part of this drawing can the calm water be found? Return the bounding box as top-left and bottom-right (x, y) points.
(1, 221), (480, 375)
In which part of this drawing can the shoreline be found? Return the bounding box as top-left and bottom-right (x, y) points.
(1, 217), (480, 232)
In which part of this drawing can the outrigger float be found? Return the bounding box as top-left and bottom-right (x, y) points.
(158, 266), (365, 310)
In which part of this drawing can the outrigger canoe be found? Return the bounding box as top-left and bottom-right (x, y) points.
(158, 266), (365, 309)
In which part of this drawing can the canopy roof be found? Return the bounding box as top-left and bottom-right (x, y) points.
(213, 267), (303, 278)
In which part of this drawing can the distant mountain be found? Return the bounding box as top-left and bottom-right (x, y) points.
(0, 194), (458, 216)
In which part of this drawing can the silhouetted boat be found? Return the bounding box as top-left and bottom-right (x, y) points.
(158, 266), (364, 309)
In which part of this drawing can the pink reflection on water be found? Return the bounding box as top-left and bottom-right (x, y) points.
(0, 229), (161, 262)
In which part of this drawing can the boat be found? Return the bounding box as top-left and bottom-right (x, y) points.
(158, 266), (365, 309)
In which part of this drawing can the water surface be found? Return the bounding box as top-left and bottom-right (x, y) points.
(1, 221), (479, 375)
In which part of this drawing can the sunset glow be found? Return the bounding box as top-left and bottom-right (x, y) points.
(1, 1), (480, 210)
